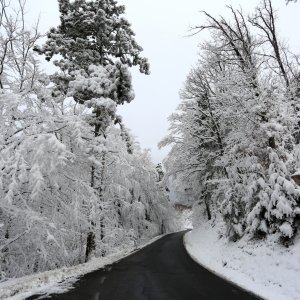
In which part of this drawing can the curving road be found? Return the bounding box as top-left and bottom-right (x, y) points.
(30, 231), (261, 300)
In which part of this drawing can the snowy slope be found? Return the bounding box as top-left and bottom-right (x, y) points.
(184, 222), (300, 300)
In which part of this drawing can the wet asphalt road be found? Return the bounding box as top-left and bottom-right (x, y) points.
(29, 231), (261, 300)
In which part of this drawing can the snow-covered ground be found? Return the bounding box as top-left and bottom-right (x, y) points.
(184, 221), (300, 300)
(0, 235), (166, 300)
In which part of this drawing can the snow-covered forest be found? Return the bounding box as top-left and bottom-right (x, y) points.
(160, 2), (300, 297)
(0, 0), (175, 280)
(1, 0), (300, 299)
(162, 0), (300, 243)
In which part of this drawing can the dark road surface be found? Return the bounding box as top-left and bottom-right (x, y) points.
(30, 231), (261, 300)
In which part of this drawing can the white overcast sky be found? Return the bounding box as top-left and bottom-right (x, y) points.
(26, 0), (300, 163)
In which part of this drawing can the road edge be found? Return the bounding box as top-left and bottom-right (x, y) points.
(182, 231), (265, 300)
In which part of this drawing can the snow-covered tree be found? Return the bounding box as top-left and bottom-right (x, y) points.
(162, 0), (300, 242)
(35, 0), (152, 261)
(160, 60), (226, 221)
(0, 0), (175, 280)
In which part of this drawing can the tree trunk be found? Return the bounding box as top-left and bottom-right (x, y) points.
(204, 198), (212, 220)
(85, 230), (96, 262)
(85, 111), (102, 262)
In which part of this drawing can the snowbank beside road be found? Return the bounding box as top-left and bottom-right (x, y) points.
(184, 222), (300, 300)
(0, 234), (166, 300)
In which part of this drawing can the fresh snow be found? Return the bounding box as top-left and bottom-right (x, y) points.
(0, 234), (167, 300)
(184, 221), (300, 300)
